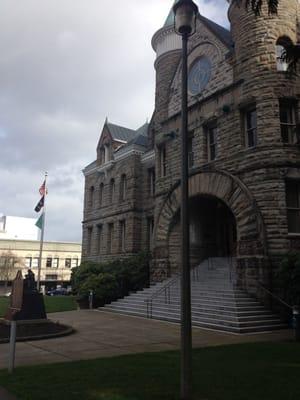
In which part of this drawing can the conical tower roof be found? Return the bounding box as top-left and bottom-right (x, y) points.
(163, 0), (180, 27)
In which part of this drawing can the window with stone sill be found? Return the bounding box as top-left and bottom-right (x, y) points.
(244, 108), (257, 148)
(99, 183), (104, 207)
(158, 145), (167, 177)
(148, 168), (155, 196)
(107, 223), (114, 254)
(119, 220), (126, 252)
(99, 144), (111, 165)
(87, 226), (93, 255)
(206, 125), (218, 161)
(88, 186), (95, 209)
(65, 258), (71, 268)
(276, 36), (292, 72)
(110, 179), (115, 203)
(286, 180), (300, 234)
(280, 100), (297, 144)
(147, 217), (154, 250)
(52, 258), (59, 268)
(120, 174), (127, 202)
(46, 257), (52, 268)
(97, 224), (102, 255)
(71, 258), (79, 268)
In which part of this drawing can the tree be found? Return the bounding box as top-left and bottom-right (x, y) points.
(0, 250), (21, 288)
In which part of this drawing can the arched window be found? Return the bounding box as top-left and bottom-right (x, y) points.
(110, 179), (115, 203)
(99, 183), (104, 207)
(89, 186), (95, 208)
(120, 174), (127, 201)
(276, 36), (292, 72)
(100, 147), (105, 165)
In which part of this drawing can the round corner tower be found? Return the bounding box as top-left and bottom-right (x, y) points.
(227, 0), (300, 272)
(151, 7), (182, 127)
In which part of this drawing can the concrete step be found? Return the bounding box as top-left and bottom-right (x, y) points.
(101, 257), (288, 334)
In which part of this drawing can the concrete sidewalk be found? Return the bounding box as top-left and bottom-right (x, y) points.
(0, 310), (293, 369)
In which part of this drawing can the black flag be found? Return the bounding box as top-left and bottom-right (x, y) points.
(34, 196), (44, 212)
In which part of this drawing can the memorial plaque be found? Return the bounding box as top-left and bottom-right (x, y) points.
(10, 271), (23, 314)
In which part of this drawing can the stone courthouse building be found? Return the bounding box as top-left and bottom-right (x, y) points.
(83, 0), (300, 295)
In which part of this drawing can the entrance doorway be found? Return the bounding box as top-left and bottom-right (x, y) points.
(189, 196), (236, 265)
(168, 195), (237, 272)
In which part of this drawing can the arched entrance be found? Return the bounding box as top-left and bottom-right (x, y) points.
(168, 195), (237, 273)
(152, 170), (267, 282)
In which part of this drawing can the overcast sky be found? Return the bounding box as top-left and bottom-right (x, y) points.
(0, 0), (228, 243)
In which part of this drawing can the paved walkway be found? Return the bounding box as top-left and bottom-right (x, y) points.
(0, 310), (293, 370)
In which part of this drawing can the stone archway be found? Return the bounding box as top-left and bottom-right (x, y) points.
(151, 169), (267, 282)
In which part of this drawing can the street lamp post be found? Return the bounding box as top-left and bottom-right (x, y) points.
(173, 1), (198, 399)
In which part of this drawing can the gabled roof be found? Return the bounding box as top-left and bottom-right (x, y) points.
(136, 122), (149, 137)
(127, 134), (148, 147)
(106, 122), (137, 142)
(164, 0), (179, 27)
(199, 15), (232, 49)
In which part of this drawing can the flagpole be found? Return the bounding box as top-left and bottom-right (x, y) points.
(37, 172), (47, 292)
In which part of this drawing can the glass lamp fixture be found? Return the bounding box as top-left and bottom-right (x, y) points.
(173, 0), (198, 36)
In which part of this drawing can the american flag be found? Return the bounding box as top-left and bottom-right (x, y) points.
(39, 180), (48, 196)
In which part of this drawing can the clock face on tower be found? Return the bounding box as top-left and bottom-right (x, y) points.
(188, 56), (212, 95)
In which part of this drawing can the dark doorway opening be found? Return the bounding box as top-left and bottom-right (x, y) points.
(168, 195), (237, 272)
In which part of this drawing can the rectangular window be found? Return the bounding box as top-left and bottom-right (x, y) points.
(87, 227), (93, 255)
(53, 258), (59, 268)
(97, 224), (102, 255)
(280, 100), (296, 144)
(188, 134), (194, 167)
(245, 108), (257, 148)
(71, 258), (79, 268)
(45, 274), (58, 281)
(65, 258), (71, 268)
(32, 258), (39, 268)
(119, 220), (126, 252)
(25, 257), (32, 268)
(286, 180), (300, 233)
(120, 175), (127, 202)
(108, 223), (114, 254)
(148, 168), (155, 196)
(46, 258), (52, 268)
(147, 217), (154, 250)
(159, 145), (167, 177)
(207, 126), (217, 161)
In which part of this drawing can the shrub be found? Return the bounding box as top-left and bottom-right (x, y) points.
(277, 252), (300, 306)
(71, 252), (150, 307)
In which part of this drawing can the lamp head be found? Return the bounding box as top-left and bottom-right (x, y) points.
(173, 0), (198, 36)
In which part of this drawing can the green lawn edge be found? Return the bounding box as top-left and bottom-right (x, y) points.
(0, 341), (299, 400)
(0, 296), (77, 317)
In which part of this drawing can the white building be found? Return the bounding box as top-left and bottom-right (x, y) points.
(0, 215), (39, 240)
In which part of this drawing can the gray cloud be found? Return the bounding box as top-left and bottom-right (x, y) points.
(0, 0), (228, 242)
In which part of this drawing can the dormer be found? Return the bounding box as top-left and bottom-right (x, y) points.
(96, 120), (137, 166)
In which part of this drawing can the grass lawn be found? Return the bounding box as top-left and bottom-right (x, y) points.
(0, 342), (299, 400)
(0, 296), (77, 317)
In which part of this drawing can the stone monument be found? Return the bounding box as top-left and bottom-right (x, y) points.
(5, 270), (47, 321)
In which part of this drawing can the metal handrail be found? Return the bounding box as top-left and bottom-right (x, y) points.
(145, 257), (236, 319)
(255, 280), (293, 311)
(145, 273), (180, 318)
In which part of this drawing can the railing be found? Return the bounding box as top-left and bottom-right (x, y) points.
(250, 279), (293, 322)
(145, 257), (235, 318)
(145, 273), (180, 319)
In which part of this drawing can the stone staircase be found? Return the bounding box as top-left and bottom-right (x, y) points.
(100, 257), (287, 334)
